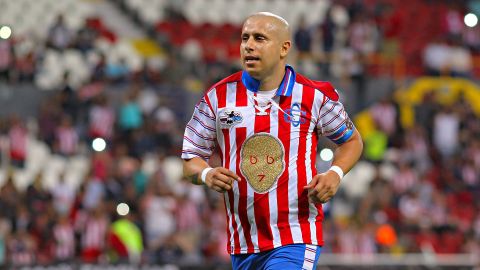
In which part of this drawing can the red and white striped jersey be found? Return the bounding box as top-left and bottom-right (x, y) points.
(53, 222), (75, 260)
(89, 105), (115, 140)
(81, 215), (108, 250)
(182, 66), (355, 254)
(56, 126), (79, 155)
(9, 124), (27, 161)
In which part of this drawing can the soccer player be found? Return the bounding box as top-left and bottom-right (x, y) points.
(182, 12), (363, 269)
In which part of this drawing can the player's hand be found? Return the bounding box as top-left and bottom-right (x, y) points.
(205, 167), (241, 193)
(303, 171), (341, 204)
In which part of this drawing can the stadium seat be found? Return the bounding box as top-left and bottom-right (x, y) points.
(162, 156), (184, 187)
(25, 138), (51, 178)
(67, 155), (90, 190)
(341, 161), (376, 199)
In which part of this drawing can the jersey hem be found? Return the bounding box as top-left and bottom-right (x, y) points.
(228, 240), (325, 255)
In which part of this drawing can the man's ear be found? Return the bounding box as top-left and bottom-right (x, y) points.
(280, 40), (291, 59)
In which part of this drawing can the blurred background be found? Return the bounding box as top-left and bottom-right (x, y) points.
(0, 0), (480, 269)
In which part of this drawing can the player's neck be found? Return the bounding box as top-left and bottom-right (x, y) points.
(258, 65), (286, 91)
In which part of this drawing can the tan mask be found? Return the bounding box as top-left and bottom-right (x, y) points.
(240, 133), (285, 193)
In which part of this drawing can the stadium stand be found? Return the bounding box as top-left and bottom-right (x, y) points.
(0, 0), (480, 269)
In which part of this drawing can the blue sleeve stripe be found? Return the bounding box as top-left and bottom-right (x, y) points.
(327, 124), (346, 140)
(332, 128), (354, 144)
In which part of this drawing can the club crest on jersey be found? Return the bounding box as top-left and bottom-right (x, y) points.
(284, 103), (306, 127)
(219, 109), (243, 127)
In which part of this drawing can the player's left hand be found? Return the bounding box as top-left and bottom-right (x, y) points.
(303, 171), (341, 204)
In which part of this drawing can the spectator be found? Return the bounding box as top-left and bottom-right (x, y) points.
(106, 58), (130, 84)
(442, 3), (464, 39)
(378, 3), (402, 59)
(0, 216), (11, 265)
(399, 191), (424, 227)
(348, 12), (378, 56)
(92, 53), (107, 82)
(88, 94), (115, 142)
(463, 19), (480, 53)
(8, 229), (36, 266)
(74, 25), (97, 54)
(294, 16), (312, 59)
(202, 198), (229, 263)
(30, 212), (55, 264)
(333, 39), (367, 112)
(52, 172), (76, 216)
(433, 106), (460, 158)
(449, 40), (473, 78)
(392, 161), (418, 194)
(47, 15), (74, 51)
(13, 51), (36, 83)
(0, 173), (21, 223)
(76, 207), (109, 263)
(0, 39), (13, 83)
(53, 215), (75, 262)
(141, 172), (177, 264)
(54, 115), (79, 156)
(415, 91), (439, 141)
(118, 91), (143, 134)
(422, 37), (452, 76)
(107, 216), (143, 264)
(37, 101), (60, 148)
(26, 173), (52, 214)
(8, 115), (27, 168)
(363, 126), (388, 163)
(58, 72), (80, 122)
(173, 185), (202, 263)
(401, 126), (431, 174)
(318, 7), (337, 76)
(82, 172), (105, 211)
(370, 97), (398, 139)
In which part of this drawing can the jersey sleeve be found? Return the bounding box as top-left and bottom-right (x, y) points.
(317, 96), (355, 145)
(181, 95), (217, 160)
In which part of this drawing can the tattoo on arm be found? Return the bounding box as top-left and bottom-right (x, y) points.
(187, 173), (201, 185)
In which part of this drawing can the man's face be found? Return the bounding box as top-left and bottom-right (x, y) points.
(240, 16), (287, 79)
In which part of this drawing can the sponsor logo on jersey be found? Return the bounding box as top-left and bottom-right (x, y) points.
(284, 103), (306, 127)
(219, 109), (243, 127)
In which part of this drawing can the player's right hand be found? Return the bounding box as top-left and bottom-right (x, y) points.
(205, 167), (241, 193)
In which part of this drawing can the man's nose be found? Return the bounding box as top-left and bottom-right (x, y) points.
(244, 38), (255, 51)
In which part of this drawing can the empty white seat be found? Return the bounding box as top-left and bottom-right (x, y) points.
(163, 156), (184, 187)
(26, 138), (51, 176)
(182, 39), (202, 62)
(12, 168), (33, 192)
(126, 0), (143, 9)
(66, 155), (90, 190)
(141, 153), (159, 177)
(0, 169), (6, 189)
(184, 0), (209, 25)
(42, 155), (68, 190)
(341, 161), (376, 199)
(138, 4), (163, 24)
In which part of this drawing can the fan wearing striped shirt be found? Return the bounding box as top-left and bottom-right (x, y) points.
(182, 12), (363, 270)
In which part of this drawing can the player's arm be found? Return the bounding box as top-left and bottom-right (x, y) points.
(305, 129), (363, 203)
(330, 128), (363, 174)
(181, 94), (240, 193)
(305, 94), (363, 203)
(305, 130), (363, 203)
(183, 157), (210, 185)
(183, 157), (241, 192)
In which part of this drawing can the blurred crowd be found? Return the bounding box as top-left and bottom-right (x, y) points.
(0, 0), (480, 267)
(322, 93), (480, 256)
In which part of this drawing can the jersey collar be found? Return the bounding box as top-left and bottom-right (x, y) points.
(241, 65), (296, 97)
